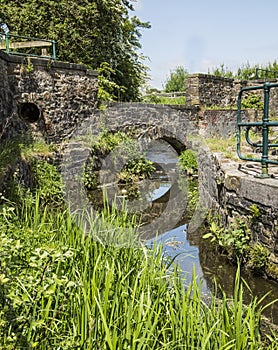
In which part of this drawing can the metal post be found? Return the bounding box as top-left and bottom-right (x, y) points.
(52, 40), (56, 60)
(256, 83), (270, 178)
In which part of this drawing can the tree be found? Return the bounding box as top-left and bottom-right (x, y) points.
(164, 66), (188, 92)
(0, 0), (150, 101)
(210, 61), (278, 80)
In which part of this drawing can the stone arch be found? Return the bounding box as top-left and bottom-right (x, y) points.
(62, 103), (199, 185)
(98, 103), (195, 151)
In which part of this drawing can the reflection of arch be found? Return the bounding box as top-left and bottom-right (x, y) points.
(19, 102), (41, 123)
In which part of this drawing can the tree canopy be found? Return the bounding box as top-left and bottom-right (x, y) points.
(0, 0), (150, 101)
(164, 66), (188, 92)
(210, 61), (278, 80)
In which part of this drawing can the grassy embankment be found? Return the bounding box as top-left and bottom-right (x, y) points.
(0, 137), (277, 349)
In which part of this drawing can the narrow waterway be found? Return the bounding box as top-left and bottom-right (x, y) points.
(88, 139), (278, 324)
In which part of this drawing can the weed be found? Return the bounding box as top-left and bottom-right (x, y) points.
(203, 218), (251, 262)
(142, 94), (186, 105)
(0, 196), (275, 348)
(248, 243), (270, 274)
(249, 204), (261, 219)
(178, 149), (198, 175)
(83, 130), (155, 190)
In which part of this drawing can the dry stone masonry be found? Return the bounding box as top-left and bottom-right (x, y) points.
(0, 50), (98, 143)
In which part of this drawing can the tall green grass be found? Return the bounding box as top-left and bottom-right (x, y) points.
(0, 195), (277, 349)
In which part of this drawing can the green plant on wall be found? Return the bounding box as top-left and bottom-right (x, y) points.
(249, 204), (261, 220)
(118, 157), (155, 183)
(83, 130), (155, 191)
(178, 149), (198, 175)
(203, 213), (274, 276)
(203, 218), (251, 262)
(248, 243), (269, 274)
(241, 93), (264, 110)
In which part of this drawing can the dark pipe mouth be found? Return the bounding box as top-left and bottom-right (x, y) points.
(19, 102), (41, 123)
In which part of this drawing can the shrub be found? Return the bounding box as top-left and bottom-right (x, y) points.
(178, 149), (198, 175)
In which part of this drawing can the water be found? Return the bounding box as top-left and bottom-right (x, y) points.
(144, 140), (278, 324)
(88, 139), (278, 324)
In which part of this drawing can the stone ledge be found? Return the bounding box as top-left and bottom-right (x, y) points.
(215, 153), (278, 207)
(0, 50), (98, 76)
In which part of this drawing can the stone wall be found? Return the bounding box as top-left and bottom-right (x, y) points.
(186, 73), (278, 120)
(0, 50), (98, 143)
(198, 109), (251, 138)
(0, 52), (12, 139)
(198, 147), (278, 266)
(186, 73), (240, 107)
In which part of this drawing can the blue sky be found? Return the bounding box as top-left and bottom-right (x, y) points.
(133, 0), (278, 89)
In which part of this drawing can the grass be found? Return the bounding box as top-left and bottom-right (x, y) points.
(142, 95), (186, 105)
(0, 194), (277, 349)
(0, 136), (56, 177)
(205, 135), (239, 160)
(0, 143), (277, 349)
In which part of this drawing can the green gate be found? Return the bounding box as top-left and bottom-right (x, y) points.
(237, 82), (278, 177)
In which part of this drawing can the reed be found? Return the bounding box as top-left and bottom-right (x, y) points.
(0, 195), (277, 349)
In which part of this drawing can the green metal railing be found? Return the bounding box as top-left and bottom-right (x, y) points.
(237, 82), (278, 177)
(0, 32), (56, 60)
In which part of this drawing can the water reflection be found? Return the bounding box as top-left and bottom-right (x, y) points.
(87, 138), (278, 324)
(148, 222), (278, 324)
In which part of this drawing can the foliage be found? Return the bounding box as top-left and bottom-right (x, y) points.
(178, 149), (198, 175)
(242, 93), (264, 110)
(248, 243), (270, 274)
(209, 63), (234, 79)
(203, 219), (251, 262)
(0, 139), (276, 348)
(210, 61), (278, 81)
(142, 94), (186, 105)
(83, 161), (99, 190)
(178, 177), (199, 216)
(84, 130), (155, 190)
(0, 136), (54, 176)
(97, 62), (126, 102)
(0, 193), (276, 348)
(31, 159), (63, 207)
(118, 157), (155, 183)
(203, 216), (273, 277)
(0, 137), (61, 207)
(249, 204), (261, 219)
(91, 129), (131, 153)
(205, 136), (238, 160)
(0, 0), (151, 101)
(164, 66), (188, 92)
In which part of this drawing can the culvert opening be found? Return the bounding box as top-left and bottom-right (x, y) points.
(19, 102), (41, 123)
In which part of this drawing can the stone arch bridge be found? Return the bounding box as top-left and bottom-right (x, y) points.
(61, 103), (201, 240)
